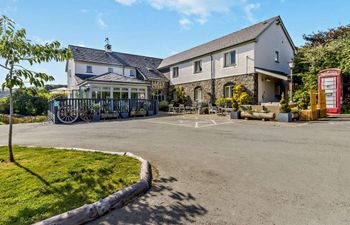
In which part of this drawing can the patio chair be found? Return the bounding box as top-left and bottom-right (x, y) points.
(209, 104), (218, 114)
(185, 105), (192, 114)
(168, 104), (175, 113)
(178, 104), (185, 113)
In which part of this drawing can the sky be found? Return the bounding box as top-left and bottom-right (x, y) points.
(0, 0), (349, 85)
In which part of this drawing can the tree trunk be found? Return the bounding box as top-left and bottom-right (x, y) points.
(8, 64), (15, 162)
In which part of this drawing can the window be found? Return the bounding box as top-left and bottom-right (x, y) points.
(194, 87), (203, 102)
(130, 70), (136, 77)
(113, 88), (121, 99)
(172, 67), (179, 78)
(121, 88), (129, 99)
(194, 60), (202, 73)
(275, 51), (280, 63)
(108, 67), (114, 73)
(224, 51), (236, 67)
(86, 65), (92, 73)
(224, 84), (233, 98)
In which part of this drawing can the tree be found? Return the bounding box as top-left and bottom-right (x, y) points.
(279, 92), (291, 113)
(294, 27), (350, 112)
(0, 16), (71, 162)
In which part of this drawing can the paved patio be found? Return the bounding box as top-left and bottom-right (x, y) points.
(0, 115), (350, 225)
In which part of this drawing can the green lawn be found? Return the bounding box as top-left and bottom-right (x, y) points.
(0, 146), (141, 225)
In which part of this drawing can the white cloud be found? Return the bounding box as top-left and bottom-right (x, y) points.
(96, 13), (107, 29)
(115, 0), (137, 6)
(114, 0), (261, 27)
(32, 36), (55, 45)
(243, 2), (260, 22)
(179, 18), (192, 29)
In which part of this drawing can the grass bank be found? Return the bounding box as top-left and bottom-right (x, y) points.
(0, 146), (141, 225)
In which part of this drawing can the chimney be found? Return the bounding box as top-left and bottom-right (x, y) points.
(104, 37), (112, 53)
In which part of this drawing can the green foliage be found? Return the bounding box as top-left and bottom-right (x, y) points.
(215, 97), (226, 107)
(0, 114), (47, 124)
(303, 24), (350, 46)
(0, 146), (140, 225)
(0, 16), (72, 90)
(0, 88), (54, 116)
(232, 83), (251, 111)
(342, 95), (350, 113)
(174, 86), (186, 104)
(159, 100), (169, 111)
(293, 73), (317, 109)
(294, 27), (350, 113)
(279, 92), (291, 113)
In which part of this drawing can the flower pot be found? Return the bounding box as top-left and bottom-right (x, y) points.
(230, 111), (241, 119)
(92, 114), (100, 122)
(277, 112), (292, 122)
(120, 112), (129, 118)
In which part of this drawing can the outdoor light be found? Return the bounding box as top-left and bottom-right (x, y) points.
(288, 60), (294, 69)
(289, 59), (294, 102)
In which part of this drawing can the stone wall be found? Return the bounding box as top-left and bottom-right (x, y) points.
(177, 80), (212, 103)
(170, 74), (258, 104)
(215, 74), (258, 104)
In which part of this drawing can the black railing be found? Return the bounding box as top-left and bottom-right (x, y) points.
(48, 98), (159, 124)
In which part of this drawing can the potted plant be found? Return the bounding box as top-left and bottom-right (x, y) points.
(230, 99), (240, 119)
(278, 92), (292, 122)
(138, 107), (146, 116)
(230, 84), (251, 119)
(120, 100), (129, 118)
(92, 103), (101, 122)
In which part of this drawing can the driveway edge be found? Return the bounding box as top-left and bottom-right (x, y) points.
(23, 146), (152, 225)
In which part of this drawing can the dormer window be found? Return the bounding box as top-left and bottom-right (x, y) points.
(275, 51), (280, 63)
(130, 70), (136, 77)
(108, 67), (113, 73)
(86, 65), (92, 73)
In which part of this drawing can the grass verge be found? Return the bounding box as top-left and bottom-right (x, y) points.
(0, 146), (141, 225)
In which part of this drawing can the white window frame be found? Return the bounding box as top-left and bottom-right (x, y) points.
(275, 50), (280, 63)
(172, 67), (179, 78)
(194, 60), (202, 74)
(86, 65), (93, 73)
(194, 87), (203, 102)
(130, 69), (136, 77)
(224, 85), (233, 98)
(224, 50), (237, 67)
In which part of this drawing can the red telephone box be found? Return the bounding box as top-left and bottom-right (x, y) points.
(318, 69), (342, 114)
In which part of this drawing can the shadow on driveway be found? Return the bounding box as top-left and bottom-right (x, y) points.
(89, 176), (208, 225)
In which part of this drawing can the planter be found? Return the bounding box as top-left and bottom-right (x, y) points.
(230, 111), (241, 119)
(92, 114), (100, 122)
(120, 112), (129, 118)
(131, 111), (146, 117)
(277, 112), (292, 122)
(291, 112), (299, 121)
(148, 110), (154, 116)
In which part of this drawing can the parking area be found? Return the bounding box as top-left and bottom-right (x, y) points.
(0, 114), (350, 224)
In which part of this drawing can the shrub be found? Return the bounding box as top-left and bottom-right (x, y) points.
(159, 100), (169, 111)
(279, 92), (291, 113)
(215, 97), (226, 107)
(200, 107), (209, 114)
(0, 114), (47, 124)
(233, 84), (251, 105)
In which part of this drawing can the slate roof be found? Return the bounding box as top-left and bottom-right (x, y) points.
(69, 45), (166, 81)
(80, 72), (150, 85)
(158, 16), (283, 69)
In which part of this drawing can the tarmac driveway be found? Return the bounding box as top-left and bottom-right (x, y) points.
(0, 114), (350, 225)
